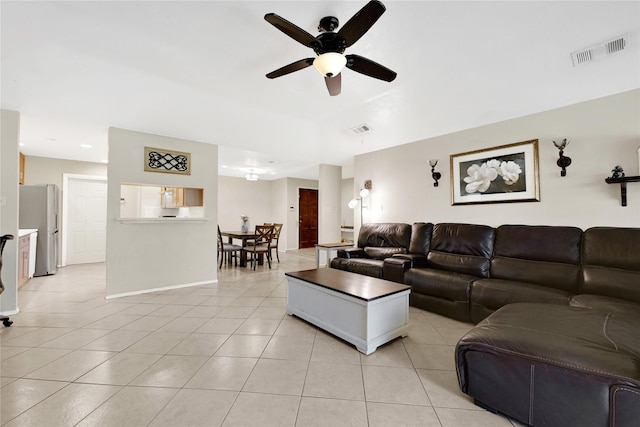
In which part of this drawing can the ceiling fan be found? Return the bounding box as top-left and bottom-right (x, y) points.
(264, 0), (397, 96)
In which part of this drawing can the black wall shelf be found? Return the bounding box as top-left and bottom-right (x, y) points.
(605, 175), (640, 206)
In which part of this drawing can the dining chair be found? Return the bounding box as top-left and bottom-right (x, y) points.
(217, 226), (242, 268)
(268, 223), (283, 262)
(244, 224), (274, 270)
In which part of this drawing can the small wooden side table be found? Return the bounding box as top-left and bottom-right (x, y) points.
(315, 242), (353, 268)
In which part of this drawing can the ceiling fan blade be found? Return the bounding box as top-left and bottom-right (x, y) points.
(345, 54), (396, 82)
(264, 13), (318, 48)
(325, 74), (341, 96)
(266, 58), (315, 79)
(337, 0), (386, 48)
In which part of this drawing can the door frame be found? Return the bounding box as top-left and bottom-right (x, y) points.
(61, 173), (107, 267)
(298, 187), (319, 249)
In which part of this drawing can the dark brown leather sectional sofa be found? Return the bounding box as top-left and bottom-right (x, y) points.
(330, 222), (640, 427)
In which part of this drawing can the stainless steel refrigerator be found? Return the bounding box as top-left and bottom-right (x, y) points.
(19, 184), (58, 276)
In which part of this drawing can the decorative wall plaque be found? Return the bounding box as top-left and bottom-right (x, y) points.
(144, 147), (191, 175)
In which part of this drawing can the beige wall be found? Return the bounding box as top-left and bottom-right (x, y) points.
(217, 176), (275, 232)
(353, 90), (640, 232)
(0, 110), (20, 315)
(106, 128), (218, 297)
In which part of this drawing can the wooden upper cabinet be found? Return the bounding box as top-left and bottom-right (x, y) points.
(19, 152), (25, 184)
(160, 187), (203, 208)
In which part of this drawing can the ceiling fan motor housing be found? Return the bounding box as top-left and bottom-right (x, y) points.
(313, 32), (347, 56)
(318, 16), (339, 32)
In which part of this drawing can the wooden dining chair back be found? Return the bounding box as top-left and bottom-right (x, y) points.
(269, 223), (283, 262)
(244, 224), (274, 270)
(217, 225), (242, 268)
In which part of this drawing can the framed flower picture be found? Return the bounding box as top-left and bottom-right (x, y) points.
(450, 139), (540, 205)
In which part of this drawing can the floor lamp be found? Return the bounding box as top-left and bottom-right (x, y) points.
(348, 188), (370, 226)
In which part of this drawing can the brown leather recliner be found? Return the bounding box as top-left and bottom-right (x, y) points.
(329, 223), (411, 279)
(399, 223), (495, 322)
(469, 224), (582, 323)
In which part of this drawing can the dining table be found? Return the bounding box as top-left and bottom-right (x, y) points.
(220, 230), (258, 267)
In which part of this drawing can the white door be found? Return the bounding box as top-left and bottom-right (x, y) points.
(66, 178), (107, 265)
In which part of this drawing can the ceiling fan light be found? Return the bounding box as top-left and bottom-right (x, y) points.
(245, 170), (259, 181)
(313, 53), (347, 78)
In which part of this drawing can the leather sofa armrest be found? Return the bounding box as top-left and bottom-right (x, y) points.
(383, 257), (413, 283)
(392, 253), (428, 268)
(337, 248), (366, 258)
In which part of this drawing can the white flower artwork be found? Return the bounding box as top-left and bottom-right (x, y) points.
(463, 159), (522, 193)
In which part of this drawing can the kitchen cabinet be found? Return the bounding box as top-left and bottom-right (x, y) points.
(160, 187), (203, 208)
(19, 152), (25, 184)
(18, 235), (30, 287)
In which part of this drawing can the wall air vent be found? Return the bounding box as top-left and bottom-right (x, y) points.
(350, 124), (372, 135)
(571, 33), (629, 67)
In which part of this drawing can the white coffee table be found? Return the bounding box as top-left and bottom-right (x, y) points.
(285, 268), (411, 355)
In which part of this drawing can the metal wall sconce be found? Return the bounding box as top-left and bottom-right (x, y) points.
(553, 139), (572, 177)
(429, 160), (441, 187)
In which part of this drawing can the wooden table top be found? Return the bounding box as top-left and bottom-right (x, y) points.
(315, 242), (353, 249)
(220, 231), (257, 239)
(285, 268), (410, 302)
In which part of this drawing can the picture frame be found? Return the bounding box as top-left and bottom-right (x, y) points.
(144, 146), (191, 175)
(450, 139), (540, 205)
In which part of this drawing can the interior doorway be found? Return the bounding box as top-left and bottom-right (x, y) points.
(298, 188), (318, 249)
(62, 174), (107, 266)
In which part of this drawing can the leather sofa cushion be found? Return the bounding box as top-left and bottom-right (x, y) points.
(357, 223), (411, 249)
(404, 268), (473, 301)
(582, 227), (640, 271)
(490, 257), (580, 293)
(329, 258), (384, 279)
(471, 278), (571, 311)
(431, 223), (495, 259)
(582, 266), (640, 303)
(494, 225), (582, 264)
(582, 227), (640, 303)
(428, 251), (490, 278)
(409, 222), (434, 255)
(458, 303), (640, 379)
(570, 294), (640, 318)
(364, 246), (406, 260)
(427, 223), (495, 277)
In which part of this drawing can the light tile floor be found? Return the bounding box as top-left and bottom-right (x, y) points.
(1, 249), (524, 426)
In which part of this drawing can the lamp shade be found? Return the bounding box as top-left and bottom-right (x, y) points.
(359, 188), (370, 198)
(313, 53), (347, 78)
(348, 198), (358, 209)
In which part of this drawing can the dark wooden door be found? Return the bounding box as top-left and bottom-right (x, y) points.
(298, 188), (318, 249)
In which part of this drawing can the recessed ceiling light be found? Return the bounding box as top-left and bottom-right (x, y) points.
(221, 165), (228, 168)
(270, 172), (276, 175)
(19, 143), (25, 147)
(100, 159), (108, 164)
(80, 144), (93, 149)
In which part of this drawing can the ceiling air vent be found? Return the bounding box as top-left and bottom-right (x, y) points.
(571, 33), (629, 67)
(350, 124), (372, 135)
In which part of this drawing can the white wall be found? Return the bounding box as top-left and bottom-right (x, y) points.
(106, 128), (218, 297)
(341, 178), (354, 227)
(353, 90), (640, 231)
(0, 110), (20, 316)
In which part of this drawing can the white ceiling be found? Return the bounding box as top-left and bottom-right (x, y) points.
(2, 1), (639, 181)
